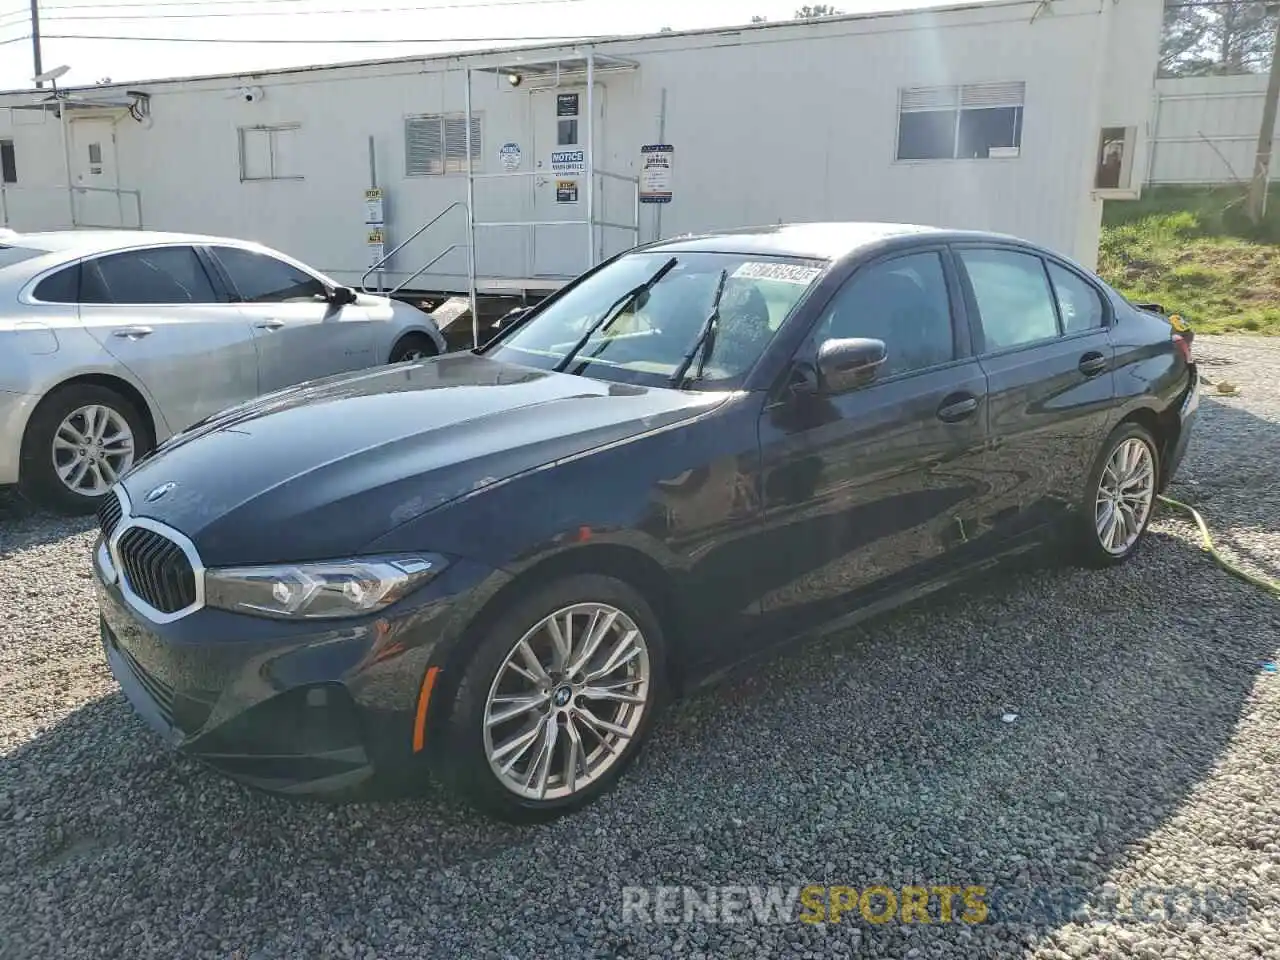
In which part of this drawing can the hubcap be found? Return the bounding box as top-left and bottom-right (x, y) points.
(51, 404), (135, 497)
(1095, 437), (1155, 555)
(483, 602), (651, 801)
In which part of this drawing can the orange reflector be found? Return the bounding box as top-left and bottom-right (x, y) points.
(412, 665), (441, 753)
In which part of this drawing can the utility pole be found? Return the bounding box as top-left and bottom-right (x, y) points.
(30, 0), (44, 88)
(1246, 11), (1280, 225)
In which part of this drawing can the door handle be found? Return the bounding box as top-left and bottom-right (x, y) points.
(1078, 351), (1108, 377)
(255, 319), (285, 331)
(937, 393), (979, 423)
(111, 326), (153, 339)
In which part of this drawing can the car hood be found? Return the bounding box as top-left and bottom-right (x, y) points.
(118, 352), (722, 566)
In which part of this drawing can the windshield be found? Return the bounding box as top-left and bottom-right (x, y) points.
(484, 251), (827, 389)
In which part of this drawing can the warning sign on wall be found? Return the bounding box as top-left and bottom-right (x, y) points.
(639, 144), (673, 203)
(555, 179), (579, 203)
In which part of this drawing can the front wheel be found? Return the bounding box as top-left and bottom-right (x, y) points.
(438, 574), (665, 821)
(389, 334), (439, 364)
(1076, 422), (1160, 568)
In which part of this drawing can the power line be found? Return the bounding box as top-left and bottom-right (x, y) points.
(41, 31), (607, 42)
(42, 0), (589, 11)
(0, 30), (29, 43)
(27, 0), (592, 20)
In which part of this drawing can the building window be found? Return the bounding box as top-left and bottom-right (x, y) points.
(405, 113), (482, 176)
(238, 124), (302, 181)
(1, 139), (16, 184)
(896, 82), (1024, 161)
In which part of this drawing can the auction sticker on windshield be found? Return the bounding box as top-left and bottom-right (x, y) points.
(732, 262), (823, 284)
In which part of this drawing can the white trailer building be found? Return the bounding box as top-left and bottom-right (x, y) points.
(0, 0), (1161, 308)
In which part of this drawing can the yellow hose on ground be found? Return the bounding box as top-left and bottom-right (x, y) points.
(1157, 494), (1280, 597)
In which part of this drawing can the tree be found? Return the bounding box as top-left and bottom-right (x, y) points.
(1160, 0), (1278, 76)
(795, 4), (843, 18)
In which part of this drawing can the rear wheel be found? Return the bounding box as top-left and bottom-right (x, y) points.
(389, 334), (438, 364)
(1076, 422), (1159, 568)
(18, 383), (151, 515)
(438, 574), (665, 822)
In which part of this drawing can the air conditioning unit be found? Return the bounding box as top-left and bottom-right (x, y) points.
(1094, 125), (1139, 198)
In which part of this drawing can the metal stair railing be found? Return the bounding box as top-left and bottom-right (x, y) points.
(360, 200), (467, 294)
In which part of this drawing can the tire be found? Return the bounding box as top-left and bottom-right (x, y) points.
(18, 383), (151, 515)
(1075, 421), (1160, 569)
(389, 334), (439, 364)
(437, 574), (666, 822)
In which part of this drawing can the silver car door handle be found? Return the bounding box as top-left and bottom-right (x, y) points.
(111, 326), (153, 339)
(255, 319), (285, 331)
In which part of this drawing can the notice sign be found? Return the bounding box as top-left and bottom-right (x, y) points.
(364, 187), (385, 225)
(557, 92), (579, 117)
(555, 179), (579, 203)
(499, 141), (522, 171)
(367, 227), (386, 267)
(551, 150), (585, 175)
(639, 143), (673, 203)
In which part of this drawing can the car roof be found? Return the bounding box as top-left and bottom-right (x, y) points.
(645, 221), (1026, 260)
(5, 229), (253, 256)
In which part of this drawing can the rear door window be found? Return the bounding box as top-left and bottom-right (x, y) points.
(1046, 262), (1106, 332)
(956, 248), (1059, 351)
(81, 246), (220, 304)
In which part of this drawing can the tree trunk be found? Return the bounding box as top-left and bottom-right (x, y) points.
(1245, 16), (1280, 225)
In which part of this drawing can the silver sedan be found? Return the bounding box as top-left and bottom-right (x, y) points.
(0, 230), (446, 513)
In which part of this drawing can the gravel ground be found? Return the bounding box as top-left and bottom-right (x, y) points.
(1, 334), (1279, 960)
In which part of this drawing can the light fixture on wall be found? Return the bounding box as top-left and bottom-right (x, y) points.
(506, 72), (522, 87)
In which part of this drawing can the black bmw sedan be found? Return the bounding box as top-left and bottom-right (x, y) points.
(92, 222), (1199, 820)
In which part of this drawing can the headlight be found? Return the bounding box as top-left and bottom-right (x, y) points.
(204, 555), (445, 620)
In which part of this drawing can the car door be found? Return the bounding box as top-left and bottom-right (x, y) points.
(952, 244), (1116, 537)
(77, 244), (262, 432)
(208, 245), (377, 391)
(753, 247), (992, 641)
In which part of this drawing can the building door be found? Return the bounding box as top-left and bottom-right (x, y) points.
(530, 86), (605, 280)
(70, 117), (121, 227)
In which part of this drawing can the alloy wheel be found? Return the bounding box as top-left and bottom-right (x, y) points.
(1095, 436), (1155, 555)
(51, 404), (135, 497)
(483, 602), (651, 801)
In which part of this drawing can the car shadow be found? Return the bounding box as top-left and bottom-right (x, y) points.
(0, 396), (1275, 957)
(0, 490), (94, 560)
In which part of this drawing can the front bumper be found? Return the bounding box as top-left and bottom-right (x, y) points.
(0, 389), (42, 486)
(95, 548), (503, 796)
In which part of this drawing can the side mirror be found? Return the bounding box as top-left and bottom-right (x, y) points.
(811, 337), (887, 394)
(498, 306), (531, 331)
(328, 285), (358, 307)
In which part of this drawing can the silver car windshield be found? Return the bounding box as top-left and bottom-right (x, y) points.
(485, 251), (828, 389)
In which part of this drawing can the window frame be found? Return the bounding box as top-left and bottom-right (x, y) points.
(894, 82), (1025, 163)
(238, 124), (304, 182)
(773, 243), (972, 401)
(404, 111), (483, 178)
(950, 242), (1113, 357)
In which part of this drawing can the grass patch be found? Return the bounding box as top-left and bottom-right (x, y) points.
(1098, 186), (1280, 335)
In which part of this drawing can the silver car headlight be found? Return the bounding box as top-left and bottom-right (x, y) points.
(204, 555), (444, 620)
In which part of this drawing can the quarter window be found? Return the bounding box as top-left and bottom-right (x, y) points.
(958, 248), (1059, 351)
(815, 251), (955, 378)
(212, 246), (326, 303)
(32, 264), (80, 303)
(1046, 262), (1105, 332)
(80, 247), (219, 305)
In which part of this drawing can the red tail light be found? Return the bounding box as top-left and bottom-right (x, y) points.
(1172, 333), (1192, 363)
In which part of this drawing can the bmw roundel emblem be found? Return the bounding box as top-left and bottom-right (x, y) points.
(145, 481), (178, 503)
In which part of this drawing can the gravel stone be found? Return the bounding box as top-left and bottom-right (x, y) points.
(1, 334), (1278, 958)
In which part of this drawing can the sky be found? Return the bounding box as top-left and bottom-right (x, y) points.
(0, 0), (952, 90)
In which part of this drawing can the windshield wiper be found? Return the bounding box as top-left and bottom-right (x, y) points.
(554, 256), (679, 373)
(670, 269), (729, 388)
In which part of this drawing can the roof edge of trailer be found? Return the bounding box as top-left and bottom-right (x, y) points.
(0, 0), (1047, 97)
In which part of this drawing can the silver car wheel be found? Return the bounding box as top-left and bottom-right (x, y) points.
(1095, 436), (1155, 555)
(51, 404), (135, 497)
(483, 602), (651, 801)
